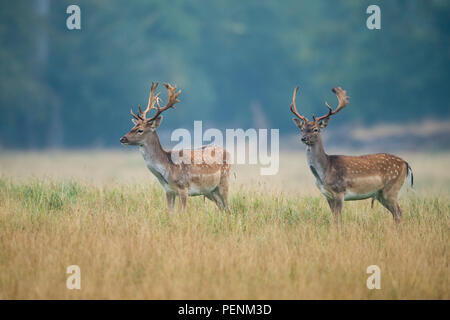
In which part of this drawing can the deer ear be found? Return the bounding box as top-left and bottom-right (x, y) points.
(318, 117), (330, 129)
(148, 116), (163, 129)
(292, 118), (305, 130)
(131, 118), (138, 125)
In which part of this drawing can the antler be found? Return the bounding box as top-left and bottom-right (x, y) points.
(290, 86), (309, 122)
(130, 82), (160, 121)
(316, 87), (349, 122)
(146, 82), (181, 122)
(140, 82), (160, 119)
(130, 107), (142, 121)
(129, 82), (181, 122)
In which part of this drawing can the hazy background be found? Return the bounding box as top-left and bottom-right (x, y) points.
(0, 0), (449, 150)
(0, 1), (449, 300)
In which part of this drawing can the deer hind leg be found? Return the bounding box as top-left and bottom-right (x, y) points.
(218, 174), (231, 213)
(378, 196), (401, 223)
(383, 163), (409, 223)
(203, 193), (216, 206)
(211, 189), (225, 211)
(203, 189), (224, 212)
(378, 187), (402, 223)
(211, 166), (231, 213)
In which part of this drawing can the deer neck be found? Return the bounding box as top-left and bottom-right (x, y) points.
(140, 131), (171, 181)
(306, 135), (329, 184)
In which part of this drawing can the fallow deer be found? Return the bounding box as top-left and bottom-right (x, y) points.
(120, 82), (231, 214)
(290, 86), (413, 223)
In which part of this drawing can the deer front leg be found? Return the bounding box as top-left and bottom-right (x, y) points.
(326, 198), (335, 214)
(165, 192), (176, 216)
(329, 194), (343, 224)
(178, 189), (188, 213)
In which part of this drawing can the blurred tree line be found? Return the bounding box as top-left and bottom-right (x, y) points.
(0, 0), (449, 148)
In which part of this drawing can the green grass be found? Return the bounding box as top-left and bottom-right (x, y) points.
(0, 174), (448, 299)
(0, 150), (448, 299)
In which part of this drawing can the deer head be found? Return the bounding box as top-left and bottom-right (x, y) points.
(120, 82), (181, 146)
(291, 86), (349, 146)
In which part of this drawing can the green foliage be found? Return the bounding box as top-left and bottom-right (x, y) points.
(0, 0), (449, 148)
(0, 178), (82, 213)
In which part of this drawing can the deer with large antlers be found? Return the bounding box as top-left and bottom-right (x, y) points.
(290, 86), (413, 223)
(120, 82), (231, 214)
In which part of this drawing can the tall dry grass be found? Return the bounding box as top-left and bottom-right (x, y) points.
(0, 150), (448, 299)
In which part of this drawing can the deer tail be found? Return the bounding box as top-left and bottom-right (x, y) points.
(406, 162), (413, 188)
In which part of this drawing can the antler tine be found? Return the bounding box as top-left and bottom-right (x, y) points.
(147, 82), (181, 122)
(316, 86), (349, 122)
(290, 86), (309, 122)
(155, 96), (162, 108)
(140, 82), (160, 119)
(130, 107), (142, 121)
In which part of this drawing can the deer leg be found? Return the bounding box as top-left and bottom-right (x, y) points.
(326, 198), (335, 211)
(379, 182), (403, 223)
(165, 192), (176, 215)
(211, 189), (225, 211)
(204, 192), (222, 212)
(217, 179), (231, 214)
(178, 189), (188, 213)
(204, 193), (215, 204)
(378, 195), (401, 223)
(216, 165), (231, 213)
(331, 195), (343, 224)
(380, 198), (402, 223)
(396, 203), (403, 220)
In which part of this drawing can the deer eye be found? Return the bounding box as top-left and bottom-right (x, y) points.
(137, 129), (144, 134)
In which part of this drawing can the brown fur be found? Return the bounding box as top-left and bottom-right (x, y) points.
(122, 124), (231, 214)
(121, 82), (232, 214)
(291, 86), (412, 223)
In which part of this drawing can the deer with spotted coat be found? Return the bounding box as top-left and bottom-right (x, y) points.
(120, 82), (231, 214)
(290, 86), (413, 223)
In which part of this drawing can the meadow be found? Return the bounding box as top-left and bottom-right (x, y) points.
(0, 150), (448, 299)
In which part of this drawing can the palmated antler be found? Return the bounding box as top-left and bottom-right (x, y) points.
(315, 87), (349, 122)
(141, 82), (161, 119)
(130, 82), (160, 121)
(290, 86), (309, 122)
(146, 82), (181, 122)
(130, 82), (181, 122)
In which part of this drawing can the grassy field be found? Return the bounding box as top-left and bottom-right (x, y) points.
(0, 150), (448, 299)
